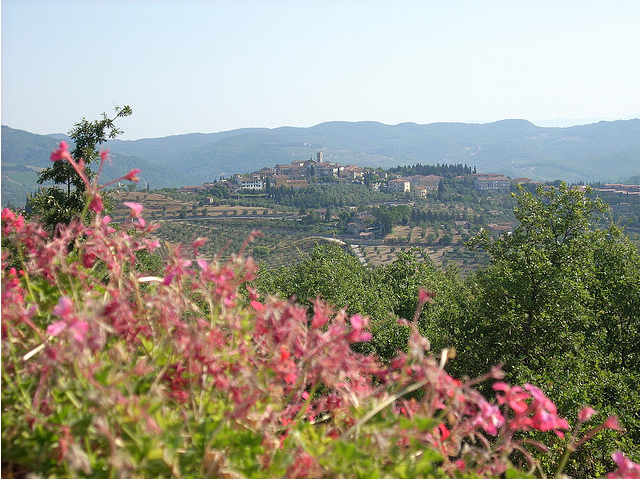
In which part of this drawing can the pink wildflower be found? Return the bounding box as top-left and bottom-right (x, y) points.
(283, 371), (297, 384)
(124, 169), (141, 182)
(14, 215), (24, 230)
(276, 346), (298, 384)
(47, 296), (89, 342)
(197, 258), (209, 273)
(437, 422), (451, 440)
(191, 237), (207, 255)
(1, 208), (25, 234)
(279, 346), (291, 361)
(390, 354), (407, 370)
(52, 296), (74, 318)
(347, 314), (372, 342)
(50, 141), (72, 162)
(67, 324), (89, 344)
(6, 268), (22, 295)
(1, 208), (15, 222)
(47, 321), (67, 337)
(418, 288), (436, 304)
(250, 300), (265, 312)
(350, 314), (365, 330)
(493, 381), (529, 414)
(524, 383), (556, 411)
(47, 141), (91, 189)
(578, 406), (597, 423)
(286, 451), (318, 478)
(311, 299), (330, 329)
(100, 149), (109, 162)
(607, 451), (640, 479)
(604, 416), (623, 431)
(89, 194), (104, 213)
(145, 239), (160, 250)
(163, 364), (189, 403)
(523, 383), (569, 436)
(123, 202), (144, 218)
(473, 398), (505, 435)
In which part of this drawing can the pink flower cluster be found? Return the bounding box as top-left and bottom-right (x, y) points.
(493, 382), (570, 436)
(47, 297), (88, 342)
(2, 208), (26, 235)
(608, 451), (640, 479)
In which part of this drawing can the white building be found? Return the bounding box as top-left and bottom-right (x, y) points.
(388, 179), (411, 193)
(474, 176), (511, 191)
(236, 176), (264, 190)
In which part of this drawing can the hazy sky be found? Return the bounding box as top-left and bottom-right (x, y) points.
(2, 0), (640, 140)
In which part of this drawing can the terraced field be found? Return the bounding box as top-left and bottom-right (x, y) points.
(112, 191), (488, 274)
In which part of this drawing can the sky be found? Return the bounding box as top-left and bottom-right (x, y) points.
(2, 0), (640, 140)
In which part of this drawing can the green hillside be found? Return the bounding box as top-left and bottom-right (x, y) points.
(108, 118), (640, 183)
(1, 126), (193, 208)
(3, 119), (640, 208)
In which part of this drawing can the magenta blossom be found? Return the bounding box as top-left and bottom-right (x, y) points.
(523, 383), (569, 436)
(89, 194), (104, 213)
(191, 237), (208, 255)
(124, 169), (141, 183)
(47, 139), (143, 192)
(1, 208), (25, 234)
(418, 288), (435, 305)
(2, 208), (16, 222)
(578, 406), (597, 423)
(604, 416), (623, 431)
(347, 314), (372, 343)
(473, 398), (505, 435)
(123, 202), (144, 218)
(50, 141), (72, 162)
(49, 141), (90, 188)
(47, 296), (88, 342)
(607, 452), (640, 479)
(493, 381), (529, 414)
(52, 296), (74, 318)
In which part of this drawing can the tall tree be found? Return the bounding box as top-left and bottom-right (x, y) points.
(459, 183), (608, 373)
(590, 223), (640, 371)
(29, 105), (132, 229)
(436, 184), (640, 476)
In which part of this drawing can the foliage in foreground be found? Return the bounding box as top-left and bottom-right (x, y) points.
(2, 143), (639, 478)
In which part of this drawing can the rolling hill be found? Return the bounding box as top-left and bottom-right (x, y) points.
(1, 126), (193, 208)
(3, 119), (640, 208)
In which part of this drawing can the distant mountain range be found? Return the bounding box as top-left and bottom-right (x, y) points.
(3, 119), (640, 208)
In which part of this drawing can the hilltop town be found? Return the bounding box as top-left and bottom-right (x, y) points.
(178, 152), (640, 206)
(178, 151), (532, 197)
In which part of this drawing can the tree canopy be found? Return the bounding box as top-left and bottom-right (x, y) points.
(29, 106), (132, 229)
